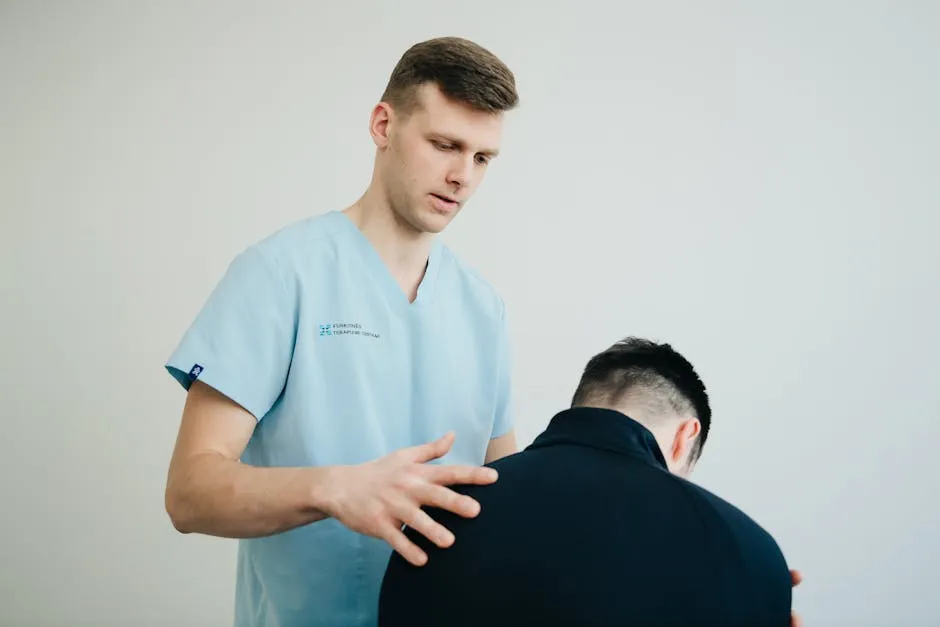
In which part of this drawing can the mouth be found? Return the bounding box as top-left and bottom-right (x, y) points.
(429, 193), (460, 211)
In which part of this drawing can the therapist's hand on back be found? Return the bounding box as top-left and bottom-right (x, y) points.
(323, 431), (496, 566)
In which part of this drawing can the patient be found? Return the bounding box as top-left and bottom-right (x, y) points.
(378, 336), (794, 627)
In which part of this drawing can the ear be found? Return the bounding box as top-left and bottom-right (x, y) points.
(369, 102), (393, 148)
(670, 418), (701, 463)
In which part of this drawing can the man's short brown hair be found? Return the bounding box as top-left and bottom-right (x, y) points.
(381, 36), (518, 116)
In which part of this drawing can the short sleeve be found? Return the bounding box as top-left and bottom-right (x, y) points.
(491, 300), (515, 439)
(164, 246), (296, 420)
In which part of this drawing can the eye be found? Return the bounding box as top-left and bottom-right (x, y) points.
(475, 154), (490, 165)
(432, 140), (455, 151)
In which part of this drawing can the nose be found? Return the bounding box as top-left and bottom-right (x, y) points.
(446, 155), (475, 189)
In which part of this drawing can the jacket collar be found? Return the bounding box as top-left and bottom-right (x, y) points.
(526, 406), (669, 470)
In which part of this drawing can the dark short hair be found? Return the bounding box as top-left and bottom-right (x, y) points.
(380, 36), (519, 115)
(571, 337), (712, 461)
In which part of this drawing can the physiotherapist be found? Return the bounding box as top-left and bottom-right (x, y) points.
(163, 36), (521, 627)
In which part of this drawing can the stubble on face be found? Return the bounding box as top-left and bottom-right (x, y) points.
(379, 84), (503, 237)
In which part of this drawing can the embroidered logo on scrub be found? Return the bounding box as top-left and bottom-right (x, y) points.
(319, 322), (379, 339)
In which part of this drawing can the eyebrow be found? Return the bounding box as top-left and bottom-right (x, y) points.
(432, 134), (500, 158)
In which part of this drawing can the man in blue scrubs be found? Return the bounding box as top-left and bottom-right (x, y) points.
(162, 36), (520, 627)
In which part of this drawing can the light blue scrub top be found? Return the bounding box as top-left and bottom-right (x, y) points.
(165, 211), (514, 627)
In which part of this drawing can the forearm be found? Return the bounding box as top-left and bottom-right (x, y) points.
(166, 452), (339, 538)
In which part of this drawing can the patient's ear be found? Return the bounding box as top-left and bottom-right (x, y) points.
(670, 418), (701, 464)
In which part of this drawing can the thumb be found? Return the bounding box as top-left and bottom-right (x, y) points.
(408, 431), (455, 463)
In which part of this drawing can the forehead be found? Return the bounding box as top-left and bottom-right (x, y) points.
(403, 84), (504, 154)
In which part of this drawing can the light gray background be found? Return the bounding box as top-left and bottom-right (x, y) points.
(2, 2), (938, 626)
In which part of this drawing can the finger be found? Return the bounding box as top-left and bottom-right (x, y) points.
(415, 483), (482, 518)
(790, 610), (802, 627)
(381, 523), (429, 567)
(790, 569), (803, 586)
(406, 432), (455, 464)
(428, 464), (498, 487)
(402, 505), (456, 549)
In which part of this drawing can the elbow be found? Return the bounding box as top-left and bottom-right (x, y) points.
(165, 481), (195, 534)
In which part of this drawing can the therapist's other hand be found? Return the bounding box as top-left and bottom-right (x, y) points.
(790, 569), (803, 627)
(325, 431), (497, 566)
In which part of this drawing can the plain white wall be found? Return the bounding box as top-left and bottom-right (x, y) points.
(2, 1), (938, 625)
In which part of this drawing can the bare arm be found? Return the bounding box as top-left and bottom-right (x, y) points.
(484, 429), (517, 464)
(164, 380), (499, 565)
(164, 380), (335, 538)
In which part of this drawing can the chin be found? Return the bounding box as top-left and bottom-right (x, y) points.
(425, 214), (456, 233)
(413, 207), (458, 234)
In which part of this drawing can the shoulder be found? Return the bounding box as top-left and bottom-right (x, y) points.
(251, 211), (343, 261)
(672, 475), (786, 556)
(240, 211), (345, 280)
(436, 242), (507, 323)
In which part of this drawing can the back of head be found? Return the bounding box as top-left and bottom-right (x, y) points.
(571, 336), (711, 469)
(381, 36), (519, 116)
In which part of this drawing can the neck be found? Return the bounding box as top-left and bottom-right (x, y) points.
(343, 183), (434, 301)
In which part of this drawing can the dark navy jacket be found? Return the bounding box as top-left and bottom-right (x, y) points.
(378, 407), (793, 627)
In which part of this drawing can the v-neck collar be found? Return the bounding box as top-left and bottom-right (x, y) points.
(328, 210), (442, 309)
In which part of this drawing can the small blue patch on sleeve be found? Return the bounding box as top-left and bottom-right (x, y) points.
(188, 364), (204, 380)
